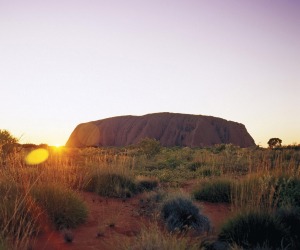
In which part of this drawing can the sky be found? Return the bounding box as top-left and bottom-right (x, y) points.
(0, 0), (299, 147)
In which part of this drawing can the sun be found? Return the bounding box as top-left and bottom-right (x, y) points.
(52, 144), (63, 150)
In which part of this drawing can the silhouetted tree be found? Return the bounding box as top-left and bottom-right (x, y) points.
(267, 138), (282, 149)
(0, 129), (19, 165)
(0, 129), (18, 146)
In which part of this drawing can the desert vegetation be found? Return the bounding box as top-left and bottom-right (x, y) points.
(1, 131), (300, 249)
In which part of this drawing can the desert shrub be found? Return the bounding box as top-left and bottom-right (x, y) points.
(274, 177), (300, 208)
(150, 158), (182, 170)
(198, 168), (221, 177)
(164, 158), (182, 169)
(137, 168), (189, 187)
(31, 184), (88, 229)
(210, 144), (227, 153)
(135, 176), (158, 192)
(193, 179), (232, 203)
(161, 195), (210, 233)
(85, 172), (137, 198)
(186, 161), (203, 171)
(218, 211), (288, 249)
(138, 138), (161, 158)
(276, 207), (300, 249)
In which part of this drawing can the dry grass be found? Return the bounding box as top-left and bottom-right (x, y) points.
(121, 223), (201, 250)
(0, 144), (299, 248)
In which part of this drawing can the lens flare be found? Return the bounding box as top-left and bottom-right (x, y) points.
(25, 148), (49, 165)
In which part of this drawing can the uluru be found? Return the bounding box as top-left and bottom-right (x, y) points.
(66, 113), (255, 148)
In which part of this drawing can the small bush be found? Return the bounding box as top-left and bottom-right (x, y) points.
(85, 173), (137, 198)
(186, 161), (203, 171)
(165, 158), (182, 169)
(218, 211), (288, 249)
(31, 184), (88, 229)
(136, 176), (158, 192)
(274, 177), (300, 208)
(198, 168), (221, 177)
(193, 180), (232, 203)
(138, 138), (161, 158)
(161, 195), (210, 233)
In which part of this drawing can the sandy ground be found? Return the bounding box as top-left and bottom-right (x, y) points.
(30, 184), (232, 250)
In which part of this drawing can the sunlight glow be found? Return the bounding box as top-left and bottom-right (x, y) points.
(52, 145), (64, 152)
(25, 148), (49, 165)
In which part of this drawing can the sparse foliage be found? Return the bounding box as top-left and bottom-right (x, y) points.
(0, 129), (18, 146)
(138, 137), (161, 158)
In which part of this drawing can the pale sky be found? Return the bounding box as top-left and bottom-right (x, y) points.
(1, 0), (299, 147)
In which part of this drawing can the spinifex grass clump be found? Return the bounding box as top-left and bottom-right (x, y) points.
(232, 174), (300, 211)
(161, 195), (210, 233)
(218, 211), (288, 249)
(193, 179), (232, 203)
(85, 172), (137, 198)
(122, 223), (200, 250)
(31, 183), (88, 229)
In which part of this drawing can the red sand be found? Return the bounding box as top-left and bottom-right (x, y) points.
(31, 188), (232, 250)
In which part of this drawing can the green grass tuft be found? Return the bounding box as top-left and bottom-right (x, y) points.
(193, 179), (232, 203)
(85, 172), (137, 198)
(31, 184), (88, 229)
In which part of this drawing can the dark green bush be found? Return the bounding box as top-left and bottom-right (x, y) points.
(138, 138), (161, 158)
(198, 168), (221, 177)
(165, 158), (182, 169)
(85, 172), (137, 198)
(31, 184), (88, 229)
(136, 176), (158, 192)
(161, 196), (210, 233)
(186, 161), (203, 171)
(276, 207), (300, 249)
(218, 211), (288, 249)
(274, 177), (300, 208)
(193, 180), (232, 203)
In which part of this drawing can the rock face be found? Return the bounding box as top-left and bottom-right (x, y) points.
(66, 113), (255, 148)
